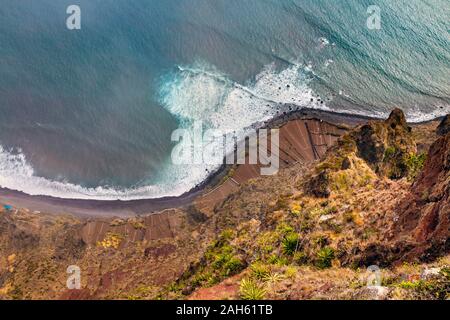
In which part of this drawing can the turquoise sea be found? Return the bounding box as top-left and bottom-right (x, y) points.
(0, 0), (449, 199)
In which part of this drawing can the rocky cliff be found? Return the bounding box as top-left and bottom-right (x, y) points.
(395, 115), (449, 260)
(0, 109), (448, 300)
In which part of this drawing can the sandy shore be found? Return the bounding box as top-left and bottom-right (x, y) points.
(0, 107), (414, 218)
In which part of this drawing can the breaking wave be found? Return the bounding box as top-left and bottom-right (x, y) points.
(0, 62), (324, 200)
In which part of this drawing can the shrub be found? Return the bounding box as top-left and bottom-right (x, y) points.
(293, 251), (308, 265)
(397, 275), (450, 300)
(284, 266), (298, 279)
(282, 233), (299, 256)
(167, 282), (182, 293)
(384, 146), (396, 160)
(332, 171), (351, 191)
(311, 205), (337, 217)
(190, 272), (212, 287)
(289, 202), (302, 216)
(250, 263), (271, 280)
(131, 220), (146, 230)
(239, 278), (266, 300)
(440, 267), (450, 279)
(222, 257), (244, 276)
(313, 235), (329, 248)
(267, 254), (289, 266)
(299, 216), (314, 233)
(97, 232), (123, 249)
(262, 272), (285, 283)
(257, 231), (278, 254)
(274, 196), (289, 210)
(219, 229), (235, 241)
(315, 247), (335, 269)
(405, 153), (426, 181)
(211, 252), (232, 269)
(398, 280), (424, 290)
(207, 234), (244, 276)
(276, 223), (294, 236)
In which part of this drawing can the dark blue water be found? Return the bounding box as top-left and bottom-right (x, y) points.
(0, 0), (449, 199)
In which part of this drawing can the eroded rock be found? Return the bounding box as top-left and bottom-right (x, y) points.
(437, 114), (450, 136)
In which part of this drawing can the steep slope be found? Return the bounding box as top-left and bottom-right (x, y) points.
(0, 109), (448, 300)
(395, 116), (450, 260)
(194, 118), (348, 216)
(157, 110), (449, 300)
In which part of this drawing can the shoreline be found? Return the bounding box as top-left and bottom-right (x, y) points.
(0, 106), (442, 218)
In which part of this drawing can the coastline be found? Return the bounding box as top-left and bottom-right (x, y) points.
(0, 106), (441, 218)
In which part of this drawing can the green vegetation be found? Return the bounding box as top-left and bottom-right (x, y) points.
(265, 254), (288, 266)
(130, 220), (146, 230)
(293, 251), (308, 265)
(384, 149), (426, 181)
(124, 285), (156, 300)
(383, 146), (396, 160)
(208, 241), (244, 277)
(262, 272), (284, 283)
(222, 257), (244, 276)
(167, 228), (244, 293)
(405, 153), (427, 181)
(313, 235), (329, 248)
(250, 262), (271, 280)
(393, 267), (450, 300)
(220, 167), (236, 184)
(315, 247), (335, 269)
(276, 223), (294, 236)
(311, 205), (337, 217)
(97, 232), (123, 249)
(284, 266), (298, 279)
(397, 280), (426, 290)
(282, 233), (299, 256)
(239, 278), (266, 300)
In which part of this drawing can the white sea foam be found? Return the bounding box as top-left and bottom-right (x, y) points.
(332, 104), (450, 123)
(0, 63), (320, 200)
(0, 62), (448, 200)
(0, 145), (191, 200)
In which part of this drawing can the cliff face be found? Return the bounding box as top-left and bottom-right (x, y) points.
(158, 110), (448, 300)
(395, 117), (450, 260)
(0, 110), (448, 300)
(437, 115), (450, 136)
(303, 110), (448, 264)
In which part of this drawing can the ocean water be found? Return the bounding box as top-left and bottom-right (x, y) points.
(0, 0), (449, 200)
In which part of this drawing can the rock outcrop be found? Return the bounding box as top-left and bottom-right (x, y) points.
(354, 108), (416, 179)
(395, 119), (450, 260)
(304, 109), (418, 197)
(437, 115), (450, 136)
